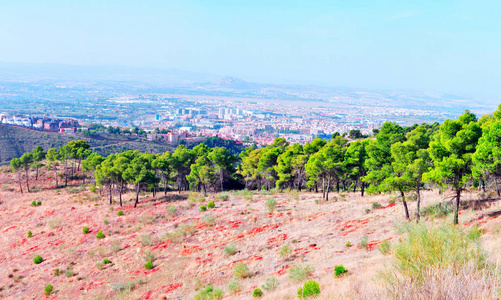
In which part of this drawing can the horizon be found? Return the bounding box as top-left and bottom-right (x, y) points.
(1, 1), (501, 98)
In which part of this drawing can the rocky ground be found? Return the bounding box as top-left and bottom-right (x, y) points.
(1, 167), (501, 299)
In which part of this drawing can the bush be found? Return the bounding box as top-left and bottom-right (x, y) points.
(44, 284), (53, 296)
(65, 268), (74, 277)
(31, 200), (37, 207)
(117, 210), (124, 216)
(422, 202), (453, 217)
(144, 259), (153, 270)
(54, 269), (60, 276)
(193, 285), (224, 300)
(96, 230), (105, 239)
(103, 258), (112, 264)
(279, 244), (292, 260)
(378, 240), (391, 255)
(289, 265), (314, 282)
(89, 184), (97, 193)
(224, 244), (237, 256)
(201, 213), (216, 226)
(360, 235), (368, 249)
(297, 280), (320, 299)
(345, 241), (351, 247)
(391, 223), (485, 282)
(37, 200), (42, 206)
(200, 205), (207, 212)
(372, 201), (382, 209)
(265, 197), (277, 214)
(83, 226), (90, 234)
(253, 288), (263, 297)
(233, 262), (250, 278)
(167, 205), (177, 216)
(217, 194), (229, 201)
(228, 280), (242, 294)
(334, 265), (348, 277)
(34, 255), (43, 264)
(27, 230), (32, 238)
(207, 200), (215, 209)
(261, 277), (279, 291)
(103, 218), (109, 225)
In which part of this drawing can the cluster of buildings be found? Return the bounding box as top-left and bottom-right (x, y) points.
(0, 114), (79, 133)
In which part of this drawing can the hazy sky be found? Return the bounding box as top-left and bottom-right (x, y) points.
(1, 0), (501, 96)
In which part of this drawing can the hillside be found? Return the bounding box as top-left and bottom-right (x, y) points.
(0, 124), (176, 165)
(1, 167), (501, 299)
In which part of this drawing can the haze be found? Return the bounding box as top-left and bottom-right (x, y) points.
(1, 0), (500, 97)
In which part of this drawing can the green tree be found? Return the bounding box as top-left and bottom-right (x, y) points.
(424, 110), (481, 224)
(10, 158), (23, 193)
(344, 139), (369, 195)
(19, 152), (34, 192)
(46, 148), (60, 188)
(172, 145), (195, 192)
(123, 152), (156, 207)
(152, 151), (173, 195)
(208, 147), (235, 191)
(81, 152), (104, 185)
(31, 146), (46, 180)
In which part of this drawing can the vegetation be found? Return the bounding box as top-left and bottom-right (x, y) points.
(144, 259), (153, 270)
(33, 255), (43, 264)
(192, 285), (223, 300)
(44, 284), (53, 296)
(227, 280), (242, 294)
(96, 230), (105, 239)
(83, 226), (90, 234)
(117, 210), (124, 216)
(224, 244), (237, 256)
(334, 265), (348, 277)
(297, 280), (320, 299)
(289, 264), (315, 282)
(233, 262), (250, 278)
(261, 277), (279, 291)
(252, 288), (263, 297)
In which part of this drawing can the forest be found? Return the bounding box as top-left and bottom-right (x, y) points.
(11, 107), (501, 225)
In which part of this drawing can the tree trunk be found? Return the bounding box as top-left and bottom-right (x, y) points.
(336, 180), (340, 193)
(454, 187), (461, 225)
(64, 161), (68, 187)
(401, 191), (409, 220)
(25, 168), (30, 193)
(55, 167), (58, 188)
(163, 175), (167, 196)
(109, 183), (113, 205)
(36, 167), (39, 180)
(353, 180), (357, 193)
(361, 182), (365, 197)
(119, 178), (123, 206)
(220, 170), (224, 192)
(322, 177), (325, 199)
(18, 171), (23, 193)
(416, 183), (421, 221)
(134, 183), (140, 208)
(496, 177), (500, 197)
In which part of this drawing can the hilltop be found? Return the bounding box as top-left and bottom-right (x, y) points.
(0, 124), (176, 166)
(1, 167), (501, 299)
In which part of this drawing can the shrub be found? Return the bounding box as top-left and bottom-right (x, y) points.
(103, 258), (112, 264)
(265, 197), (277, 214)
(27, 230), (32, 238)
(422, 202), (453, 217)
(217, 194), (229, 201)
(117, 210), (124, 216)
(228, 280), (242, 294)
(44, 284), (53, 296)
(345, 241), (352, 247)
(201, 213), (216, 226)
(103, 218), (109, 225)
(360, 235), (368, 249)
(138, 234), (153, 246)
(224, 244), (237, 256)
(54, 269), (60, 276)
(261, 277), (279, 291)
(207, 200), (215, 209)
(48, 218), (61, 229)
(289, 265), (314, 282)
(144, 259), (153, 270)
(193, 285), (224, 300)
(297, 280), (320, 299)
(378, 240), (391, 255)
(96, 230), (105, 239)
(391, 223), (485, 282)
(253, 288), (263, 297)
(34, 255), (43, 264)
(65, 268), (74, 277)
(233, 262), (250, 278)
(37, 200), (42, 206)
(279, 244), (292, 260)
(83, 226), (90, 234)
(31, 200), (37, 207)
(89, 184), (97, 193)
(372, 201), (382, 209)
(200, 205), (207, 212)
(167, 205), (177, 216)
(334, 265), (348, 277)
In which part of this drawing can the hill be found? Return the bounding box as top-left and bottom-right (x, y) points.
(1, 167), (500, 299)
(0, 124), (176, 165)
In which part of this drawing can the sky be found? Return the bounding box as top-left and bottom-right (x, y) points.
(1, 0), (501, 97)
